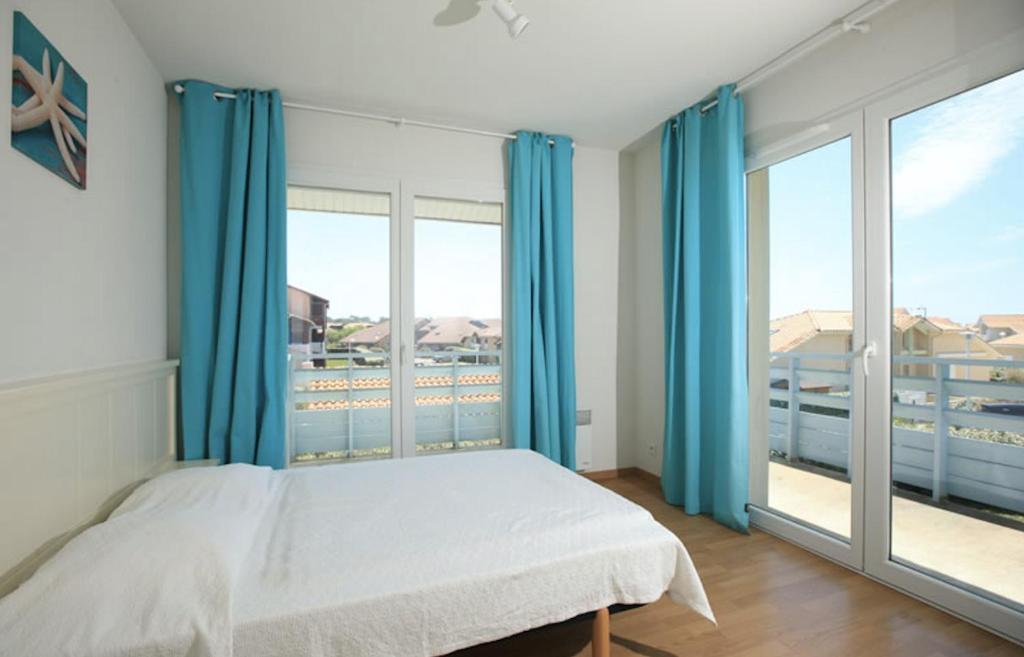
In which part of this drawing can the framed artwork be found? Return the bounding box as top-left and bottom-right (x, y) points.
(11, 11), (87, 189)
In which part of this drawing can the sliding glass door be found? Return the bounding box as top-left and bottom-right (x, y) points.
(747, 113), (866, 568)
(406, 194), (505, 456)
(285, 175), (507, 464)
(286, 183), (401, 463)
(864, 67), (1024, 642)
(751, 65), (1024, 642)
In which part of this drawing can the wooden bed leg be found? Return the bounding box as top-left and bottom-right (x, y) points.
(592, 607), (610, 657)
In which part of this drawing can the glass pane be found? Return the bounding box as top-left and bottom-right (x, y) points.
(413, 196), (503, 454)
(890, 70), (1024, 608)
(753, 137), (854, 540)
(286, 186), (392, 463)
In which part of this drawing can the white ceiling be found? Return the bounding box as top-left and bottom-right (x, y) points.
(112, 0), (865, 149)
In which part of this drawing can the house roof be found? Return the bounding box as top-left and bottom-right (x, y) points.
(341, 317), (502, 347)
(892, 308), (965, 334)
(477, 319), (503, 338)
(769, 310), (851, 353)
(979, 314), (1024, 331)
(417, 317), (502, 346)
(771, 308), (971, 353)
(344, 320), (392, 345)
(287, 284), (330, 305)
(928, 316), (963, 332)
(892, 310), (922, 332)
(991, 332), (1024, 347)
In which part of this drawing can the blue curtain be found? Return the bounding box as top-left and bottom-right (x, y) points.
(661, 85), (749, 531)
(178, 80), (287, 469)
(509, 131), (577, 469)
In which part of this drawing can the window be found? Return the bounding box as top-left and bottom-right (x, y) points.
(885, 67), (1024, 611)
(412, 196), (504, 454)
(748, 64), (1024, 641)
(748, 136), (856, 541)
(286, 184), (506, 464)
(287, 186), (395, 463)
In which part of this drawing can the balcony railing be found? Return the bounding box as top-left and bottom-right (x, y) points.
(768, 352), (1024, 514)
(287, 350), (502, 462)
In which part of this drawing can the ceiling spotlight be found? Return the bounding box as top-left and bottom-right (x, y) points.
(492, 0), (530, 39)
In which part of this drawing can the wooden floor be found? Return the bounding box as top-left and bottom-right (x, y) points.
(454, 474), (1024, 657)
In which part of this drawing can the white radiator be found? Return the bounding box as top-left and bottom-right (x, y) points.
(576, 423), (593, 472)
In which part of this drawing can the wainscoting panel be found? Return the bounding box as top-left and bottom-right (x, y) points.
(0, 360), (178, 596)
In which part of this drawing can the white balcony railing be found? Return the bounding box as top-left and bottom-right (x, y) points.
(287, 350), (502, 462)
(768, 352), (1024, 513)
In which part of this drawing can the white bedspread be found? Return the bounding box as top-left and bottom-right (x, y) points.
(0, 464), (277, 657)
(0, 449), (713, 657)
(233, 449), (713, 657)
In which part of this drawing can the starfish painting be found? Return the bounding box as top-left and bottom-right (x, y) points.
(11, 11), (88, 189)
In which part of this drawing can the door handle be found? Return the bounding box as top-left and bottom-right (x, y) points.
(854, 341), (877, 377)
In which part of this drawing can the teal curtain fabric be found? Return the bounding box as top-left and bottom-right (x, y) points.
(178, 80), (287, 469)
(660, 85), (749, 531)
(509, 131), (577, 468)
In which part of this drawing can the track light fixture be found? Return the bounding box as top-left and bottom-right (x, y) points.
(491, 0), (530, 39)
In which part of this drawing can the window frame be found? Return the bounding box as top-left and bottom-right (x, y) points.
(744, 111), (867, 571)
(286, 166), (403, 462)
(863, 63), (1024, 644)
(399, 178), (510, 458)
(285, 166), (509, 463)
(744, 43), (1024, 643)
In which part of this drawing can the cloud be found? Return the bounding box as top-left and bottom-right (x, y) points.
(892, 71), (1024, 220)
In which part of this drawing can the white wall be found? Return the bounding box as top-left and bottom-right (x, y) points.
(0, 0), (167, 385)
(623, 132), (664, 475)
(744, 0), (1024, 151)
(615, 151), (637, 471)
(290, 111), (623, 472)
(572, 145), (621, 472)
(618, 0), (1024, 476)
(167, 105), (623, 470)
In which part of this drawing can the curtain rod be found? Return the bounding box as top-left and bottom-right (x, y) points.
(171, 84), (569, 147)
(697, 0), (899, 114)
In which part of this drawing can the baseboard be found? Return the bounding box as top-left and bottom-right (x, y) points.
(581, 467), (661, 485)
(580, 468), (623, 482)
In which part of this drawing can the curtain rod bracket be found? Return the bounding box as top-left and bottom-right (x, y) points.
(841, 20), (871, 34)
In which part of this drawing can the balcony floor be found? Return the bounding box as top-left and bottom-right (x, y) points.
(769, 461), (1024, 606)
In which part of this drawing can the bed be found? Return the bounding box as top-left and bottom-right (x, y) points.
(0, 449), (713, 657)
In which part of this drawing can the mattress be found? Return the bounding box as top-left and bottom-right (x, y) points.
(0, 449), (713, 657)
(232, 450), (713, 657)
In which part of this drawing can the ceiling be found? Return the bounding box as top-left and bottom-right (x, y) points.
(112, 0), (865, 149)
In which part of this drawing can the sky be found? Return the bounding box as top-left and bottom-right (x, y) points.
(768, 68), (1024, 326)
(287, 210), (502, 321)
(290, 70), (1023, 328)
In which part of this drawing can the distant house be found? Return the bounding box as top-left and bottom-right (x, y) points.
(977, 314), (1024, 342)
(338, 317), (502, 357)
(770, 310), (853, 375)
(977, 314), (1024, 361)
(989, 333), (1024, 361)
(892, 309), (1003, 380)
(770, 308), (1004, 383)
(343, 320), (400, 349)
(288, 285), (330, 356)
(417, 317), (502, 351)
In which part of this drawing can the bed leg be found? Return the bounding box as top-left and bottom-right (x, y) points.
(592, 607), (610, 657)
